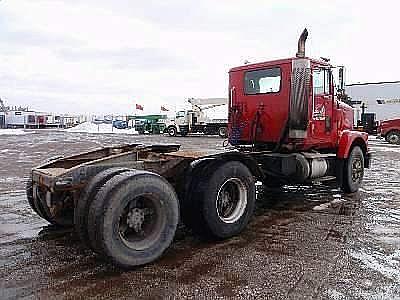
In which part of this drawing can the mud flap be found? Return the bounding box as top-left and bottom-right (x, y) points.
(335, 159), (344, 187)
(364, 152), (371, 168)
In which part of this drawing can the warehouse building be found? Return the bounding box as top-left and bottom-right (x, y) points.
(0, 111), (5, 129)
(5, 110), (48, 128)
(346, 81), (400, 122)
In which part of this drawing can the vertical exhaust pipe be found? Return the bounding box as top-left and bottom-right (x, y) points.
(296, 28), (308, 58)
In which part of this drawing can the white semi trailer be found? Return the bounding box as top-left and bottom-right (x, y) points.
(166, 97), (228, 137)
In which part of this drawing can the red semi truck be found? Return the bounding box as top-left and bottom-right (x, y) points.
(378, 118), (400, 144)
(27, 29), (370, 268)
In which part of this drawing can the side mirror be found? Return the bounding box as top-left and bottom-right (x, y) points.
(338, 66), (345, 92)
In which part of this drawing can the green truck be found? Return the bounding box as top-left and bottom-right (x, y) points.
(128, 114), (167, 134)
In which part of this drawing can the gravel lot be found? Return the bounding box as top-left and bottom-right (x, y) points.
(0, 130), (399, 299)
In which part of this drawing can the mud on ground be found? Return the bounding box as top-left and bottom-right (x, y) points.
(0, 131), (399, 299)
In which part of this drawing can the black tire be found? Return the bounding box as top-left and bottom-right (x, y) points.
(87, 171), (179, 268)
(386, 131), (400, 144)
(184, 161), (256, 239)
(74, 167), (131, 248)
(26, 178), (73, 226)
(26, 178), (43, 217)
(167, 126), (177, 137)
(342, 146), (365, 193)
(218, 126), (228, 138)
(181, 160), (222, 232)
(385, 134), (390, 142)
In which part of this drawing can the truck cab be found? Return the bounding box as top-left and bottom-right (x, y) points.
(228, 30), (367, 163)
(229, 57), (361, 151)
(378, 118), (400, 144)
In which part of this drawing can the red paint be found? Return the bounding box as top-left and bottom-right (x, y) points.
(378, 118), (400, 136)
(337, 130), (368, 158)
(37, 116), (46, 124)
(229, 59), (292, 143)
(228, 57), (367, 157)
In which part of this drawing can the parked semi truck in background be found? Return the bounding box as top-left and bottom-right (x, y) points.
(347, 81), (400, 129)
(27, 29), (370, 268)
(166, 97), (228, 137)
(347, 81), (400, 139)
(378, 118), (400, 144)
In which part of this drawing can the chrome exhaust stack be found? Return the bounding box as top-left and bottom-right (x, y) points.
(296, 28), (308, 58)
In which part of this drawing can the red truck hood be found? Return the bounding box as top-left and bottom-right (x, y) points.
(378, 118), (400, 134)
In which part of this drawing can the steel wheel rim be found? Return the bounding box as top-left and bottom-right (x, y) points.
(118, 194), (165, 251)
(216, 178), (247, 223)
(351, 157), (364, 183)
(389, 134), (399, 144)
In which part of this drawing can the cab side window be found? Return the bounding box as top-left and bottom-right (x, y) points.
(244, 68), (281, 95)
(313, 69), (331, 95)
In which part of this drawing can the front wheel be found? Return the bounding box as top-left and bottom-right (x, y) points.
(167, 126), (177, 137)
(184, 161), (256, 239)
(218, 126), (228, 138)
(342, 146), (364, 193)
(386, 131), (400, 144)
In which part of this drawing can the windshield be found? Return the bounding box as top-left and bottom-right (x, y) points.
(176, 111), (185, 118)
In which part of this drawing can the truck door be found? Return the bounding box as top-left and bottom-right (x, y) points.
(311, 68), (333, 143)
(191, 113), (197, 125)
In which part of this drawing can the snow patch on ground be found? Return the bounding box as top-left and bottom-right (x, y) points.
(312, 198), (346, 211)
(66, 122), (138, 135)
(369, 139), (400, 152)
(350, 249), (400, 282)
(0, 129), (30, 136)
(327, 289), (346, 300)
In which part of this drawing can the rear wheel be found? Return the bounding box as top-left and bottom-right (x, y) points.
(87, 171), (179, 268)
(26, 179), (44, 218)
(74, 167), (130, 248)
(167, 126), (177, 137)
(342, 146), (364, 193)
(184, 161), (255, 239)
(26, 179), (74, 226)
(386, 130), (400, 144)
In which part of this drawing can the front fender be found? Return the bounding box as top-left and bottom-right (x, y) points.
(337, 130), (368, 159)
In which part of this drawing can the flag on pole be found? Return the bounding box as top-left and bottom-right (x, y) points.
(160, 105), (169, 112)
(136, 104), (144, 110)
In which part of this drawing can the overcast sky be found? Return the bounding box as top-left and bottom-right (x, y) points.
(0, 0), (399, 114)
